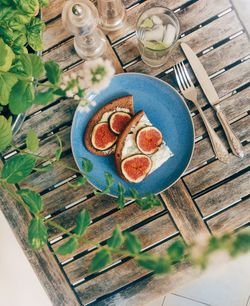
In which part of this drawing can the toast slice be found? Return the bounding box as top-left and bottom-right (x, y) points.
(115, 110), (173, 183)
(84, 96), (134, 156)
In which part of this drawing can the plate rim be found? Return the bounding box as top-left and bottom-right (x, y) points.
(71, 72), (195, 198)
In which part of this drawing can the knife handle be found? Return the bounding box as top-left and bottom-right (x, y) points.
(195, 103), (230, 163)
(215, 105), (244, 158)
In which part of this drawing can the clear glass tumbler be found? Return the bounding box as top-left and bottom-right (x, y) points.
(136, 6), (180, 67)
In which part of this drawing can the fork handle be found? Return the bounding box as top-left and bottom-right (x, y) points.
(214, 105), (244, 158)
(195, 103), (230, 163)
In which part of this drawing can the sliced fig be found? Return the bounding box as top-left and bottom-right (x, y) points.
(121, 154), (152, 183)
(91, 122), (117, 151)
(136, 126), (163, 155)
(109, 111), (132, 135)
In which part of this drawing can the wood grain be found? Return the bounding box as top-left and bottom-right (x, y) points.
(0, 165), (80, 306)
(52, 200), (164, 261)
(161, 180), (210, 243)
(64, 213), (177, 284)
(207, 198), (250, 234)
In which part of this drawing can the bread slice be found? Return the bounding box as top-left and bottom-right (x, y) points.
(115, 110), (144, 180)
(84, 96), (134, 156)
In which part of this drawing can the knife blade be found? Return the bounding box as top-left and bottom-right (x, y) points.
(181, 42), (244, 158)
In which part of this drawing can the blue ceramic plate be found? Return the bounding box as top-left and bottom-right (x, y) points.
(71, 73), (194, 197)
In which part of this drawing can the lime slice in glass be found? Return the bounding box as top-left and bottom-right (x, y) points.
(140, 18), (154, 28)
(143, 40), (169, 51)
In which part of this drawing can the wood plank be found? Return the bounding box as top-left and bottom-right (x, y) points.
(116, 0), (232, 65)
(187, 114), (250, 172)
(196, 171), (250, 217)
(126, 11), (242, 75)
(160, 180), (210, 243)
(75, 237), (179, 304)
(52, 200), (164, 261)
(0, 167), (80, 306)
(64, 213), (177, 284)
(207, 198), (250, 234)
(184, 143), (250, 195)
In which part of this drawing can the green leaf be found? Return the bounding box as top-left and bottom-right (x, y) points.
(135, 193), (161, 210)
(231, 231), (250, 256)
(81, 158), (93, 173)
(124, 232), (142, 255)
(13, 0), (39, 16)
(33, 88), (55, 105)
(39, 0), (49, 7)
(26, 17), (44, 51)
(9, 80), (34, 115)
(105, 172), (114, 187)
(167, 240), (186, 262)
(56, 237), (78, 255)
(137, 254), (171, 274)
(29, 54), (44, 78)
(26, 129), (39, 152)
(18, 188), (43, 215)
(129, 188), (139, 199)
(117, 183), (125, 209)
(0, 38), (15, 72)
(74, 209), (91, 236)
(0, 116), (12, 152)
(0, 72), (18, 105)
(55, 135), (63, 161)
(89, 249), (112, 273)
(107, 226), (124, 249)
(44, 61), (61, 85)
(2, 154), (36, 184)
(28, 217), (48, 249)
(34, 164), (53, 173)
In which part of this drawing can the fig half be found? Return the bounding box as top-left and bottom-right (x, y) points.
(121, 154), (152, 183)
(136, 126), (163, 155)
(109, 111), (132, 135)
(91, 122), (117, 151)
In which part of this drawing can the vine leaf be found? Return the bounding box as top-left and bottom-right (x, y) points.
(124, 232), (142, 255)
(56, 237), (78, 256)
(107, 226), (124, 249)
(44, 60), (61, 85)
(0, 116), (12, 152)
(89, 249), (112, 273)
(9, 80), (34, 114)
(28, 217), (48, 249)
(117, 183), (125, 209)
(137, 254), (171, 274)
(26, 129), (39, 153)
(2, 154), (36, 183)
(81, 158), (93, 173)
(74, 209), (91, 236)
(167, 240), (186, 262)
(55, 135), (62, 161)
(18, 188), (43, 215)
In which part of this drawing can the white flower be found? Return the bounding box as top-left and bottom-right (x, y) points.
(82, 58), (115, 93)
(74, 95), (80, 100)
(60, 84), (67, 90)
(90, 100), (97, 106)
(82, 106), (90, 112)
(72, 86), (79, 94)
(66, 90), (74, 97)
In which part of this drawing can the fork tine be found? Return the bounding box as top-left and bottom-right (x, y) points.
(176, 63), (187, 90)
(181, 62), (193, 87)
(178, 62), (190, 89)
(174, 65), (184, 92)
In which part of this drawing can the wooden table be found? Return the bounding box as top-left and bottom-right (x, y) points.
(0, 0), (250, 305)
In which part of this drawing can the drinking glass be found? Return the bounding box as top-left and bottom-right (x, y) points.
(136, 6), (180, 67)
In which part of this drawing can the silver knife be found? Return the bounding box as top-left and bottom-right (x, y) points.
(181, 42), (244, 158)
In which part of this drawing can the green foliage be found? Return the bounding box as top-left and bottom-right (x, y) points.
(55, 135), (63, 161)
(89, 249), (112, 273)
(1, 154), (36, 183)
(137, 254), (171, 274)
(167, 240), (186, 262)
(0, 116), (12, 152)
(33, 88), (55, 106)
(82, 158), (93, 173)
(28, 216), (48, 249)
(44, 61), (61, 85)
(67, 176), (87, 188)
(13, 0), (39, 16)
(107, 226), (124, 249)
(0, 72), (17, 105)
(124, 232), (142, 255)
(117, 183), (125, 209)
(9, 80), (34, 114)
(231, 231), (250, 256)
(26, 17), (45, 51)
(95, 172), (114, 195)
(56, 237), (78, 255)
(74, 209), (91, 236)
(0, 38), (15, 72)
(26, 129), (39, 152)
(18, 188), (43, 215)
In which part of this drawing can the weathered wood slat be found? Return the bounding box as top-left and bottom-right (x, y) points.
(50, 198), (164, 244)
(0, 166), (80, 306)
(75, 236), (179, 304)
(126, 11), (242, 75)
(196, 171), (250, 217)
(64, 213), (177, 283)
(187, 115), (250, 172)
(160, 180), (210, 243)
(207, 198), (250, 234)
(116, 0), (232, 65)
(184, 142), (250, 196)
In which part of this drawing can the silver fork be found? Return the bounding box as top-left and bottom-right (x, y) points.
(174, 62), (230, 163)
